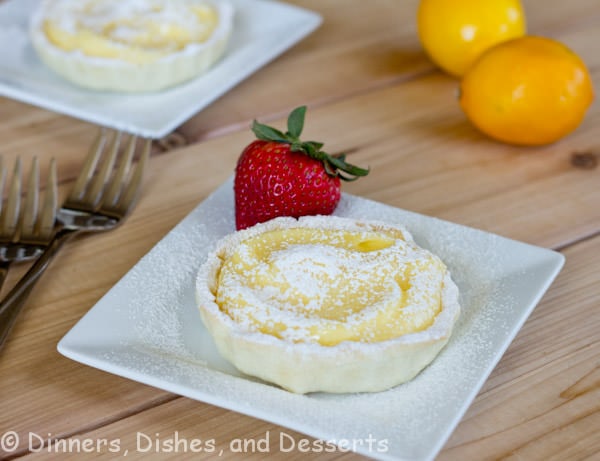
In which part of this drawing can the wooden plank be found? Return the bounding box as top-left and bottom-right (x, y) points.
(0, 0), (433, 157)
(0, 88), (595, 459)
(3, 21), (600, 454)
(438, 234), (600, 460)
(178, 0), (600, 141)
(14, 231), (600, 461)
(0, 80), (596, 456)
(171, 0), (434, 141)
(0, 0), (598, 152)
(0, 142), (254, 455)
(1, 1), (599, 457)
(311, 15), (600, 248)
(1, 0), (597, 243)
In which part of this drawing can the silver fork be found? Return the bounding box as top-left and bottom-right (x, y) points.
(0, 157), (57, 290)
(0, 130), (151, 349)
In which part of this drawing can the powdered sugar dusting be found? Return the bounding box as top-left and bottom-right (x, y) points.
(39, 0), (221, 52)
(61, 178), (564, 461)
(207, 217), (450, 345)
(118, 182), (235, 362)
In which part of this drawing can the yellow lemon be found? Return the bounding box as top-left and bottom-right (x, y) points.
(459, 36), (595, 146)
(418, 0), (526, 76)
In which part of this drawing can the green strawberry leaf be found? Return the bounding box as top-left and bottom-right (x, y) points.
(286, 106), (306, 139)
(252, 120), (288, 143)
(290, 141), (303, 152)
(304, 141), (324, 151)
(250, 106), (370, 182)
(328, 155), (370, 178)
(323, 161), (336, 177)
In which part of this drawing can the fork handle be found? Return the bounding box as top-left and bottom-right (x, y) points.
(0, 228), (78, 350)
(0, 261), (11, 293)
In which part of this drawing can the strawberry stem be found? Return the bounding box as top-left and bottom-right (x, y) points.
(251, 106), (369, 181)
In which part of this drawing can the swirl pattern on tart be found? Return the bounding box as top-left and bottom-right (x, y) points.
(29, 0), (233, 92)
(196, 215), (460, 393)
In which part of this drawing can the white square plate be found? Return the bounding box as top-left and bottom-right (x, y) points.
(0, 0), (321, 138)
(58, 179), (564, 461)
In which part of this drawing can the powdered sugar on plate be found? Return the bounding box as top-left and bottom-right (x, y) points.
(58, 176), (564, 461)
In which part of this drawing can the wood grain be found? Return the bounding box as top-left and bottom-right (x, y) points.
(12, 220), (599, 461)
(178, 0), (600, 141)
(0, 0), (599, 459)
(3, 32), (600, 456)
(439, 235), (600, 460)
(2, 79), (599, 456)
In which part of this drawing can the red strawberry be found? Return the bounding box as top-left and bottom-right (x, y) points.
(234, 106), (369, 230)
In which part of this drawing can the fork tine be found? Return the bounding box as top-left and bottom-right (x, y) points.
(83, 130), (121, 209)
(37, 158), (58, 240)
(68, 128), (107, 202)
(0, 158), (22, 239)
(0, 157), (6, 217)
(102, 134), (136, 208)
(113, 138), (151, 215)
(20, 157), (40, 239)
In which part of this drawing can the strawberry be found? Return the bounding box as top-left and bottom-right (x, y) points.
(234, 106), (369, 230)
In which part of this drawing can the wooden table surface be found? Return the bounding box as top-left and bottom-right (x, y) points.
(1, 0), (599, 460)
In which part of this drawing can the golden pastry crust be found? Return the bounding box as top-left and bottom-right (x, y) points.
(196, 216), (461, 394)
(29, 0), (233, 92)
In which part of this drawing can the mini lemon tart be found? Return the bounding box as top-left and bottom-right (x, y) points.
(29, 0), (233, 92)
(196, 216), (460, 394)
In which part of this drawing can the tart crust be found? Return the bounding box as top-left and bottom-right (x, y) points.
(196, 216), (461, 394)
(29, 0), (233, 93)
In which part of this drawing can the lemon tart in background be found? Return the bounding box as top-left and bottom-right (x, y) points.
(196, 215), (461, 394)
(29, 0), (234, 92)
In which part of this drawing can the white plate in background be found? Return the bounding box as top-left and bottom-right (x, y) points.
(59, 178), (564, 461)
(0, 0), (321, 138)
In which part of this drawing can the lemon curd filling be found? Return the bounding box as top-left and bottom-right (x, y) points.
(196, 216), (461, 393)
(42, 0), (220, 65)
(214, 226), (447, 346)
(29, 0), (234, 92)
